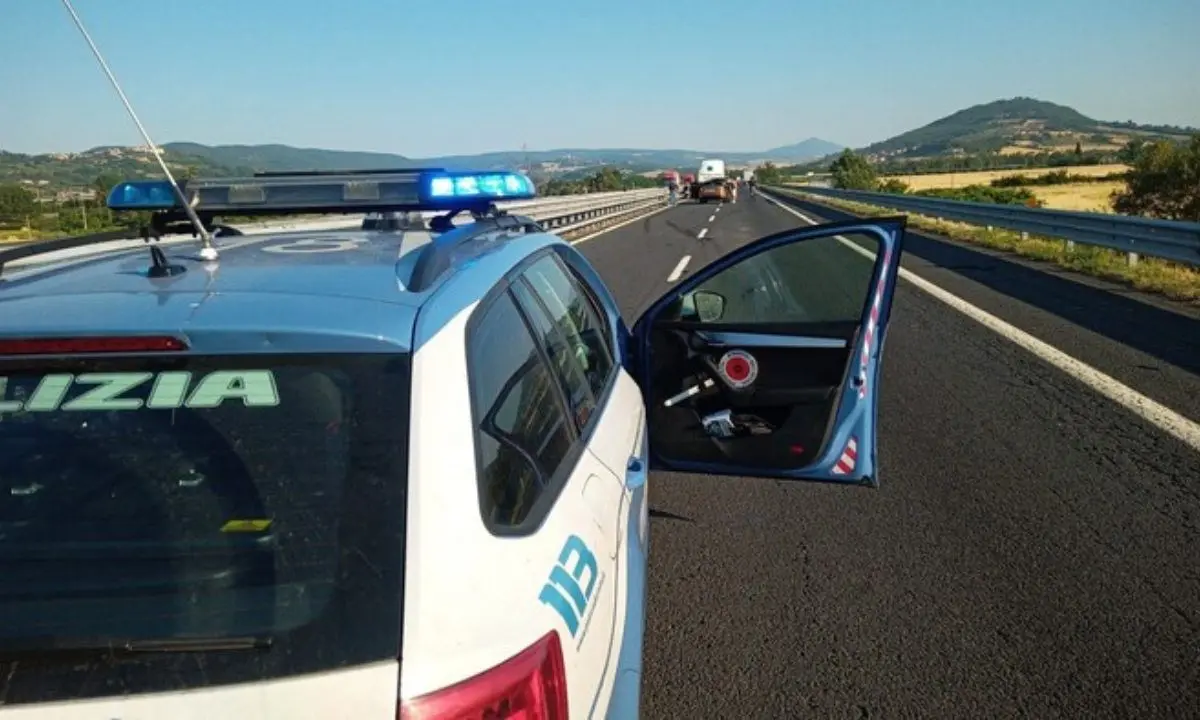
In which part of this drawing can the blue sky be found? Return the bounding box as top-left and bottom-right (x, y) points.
(2, 0), (1197, 157)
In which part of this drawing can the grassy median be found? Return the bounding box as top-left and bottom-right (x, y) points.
(773, 188), (1200, 304)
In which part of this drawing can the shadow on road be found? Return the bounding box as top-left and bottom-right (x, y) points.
(781, 195), (1200, 377)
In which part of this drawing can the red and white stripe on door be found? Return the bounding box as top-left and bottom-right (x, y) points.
(830, 436), (858, 475)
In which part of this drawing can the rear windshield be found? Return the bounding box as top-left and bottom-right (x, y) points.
(0, 353), (410, 705)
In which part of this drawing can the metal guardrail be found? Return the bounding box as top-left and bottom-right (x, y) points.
(772, 185), (1200, 267)
(523, 188), (665, 232)
(211, 188), (667, 234)
(2, 189), (669, 272)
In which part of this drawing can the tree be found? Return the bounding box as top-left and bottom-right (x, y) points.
(587, 167), (624, 192)
(93, 171), (124, 200)
(755, 162), (783, 185)
(1118, 139), (1146, 164)
(829, 150), (877, 190)
(1074, 141), (1083, 157)
(93, 171), (124, 223)
(0, 184), (37, 226)
(1111, 135), (1200, 221)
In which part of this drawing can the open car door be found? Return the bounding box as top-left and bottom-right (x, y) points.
(629, 217), (906, 486)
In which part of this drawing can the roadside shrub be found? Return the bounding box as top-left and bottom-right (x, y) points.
(914, 184), (1042, 206)
(877, 178), (909, 194)
(991, 169), (1129, 188)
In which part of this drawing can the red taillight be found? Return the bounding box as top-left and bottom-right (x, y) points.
(0, 336), (188, 356)
(399, 631), (568, 720)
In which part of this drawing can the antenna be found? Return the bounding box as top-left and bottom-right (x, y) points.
(60, 0), (218, 261)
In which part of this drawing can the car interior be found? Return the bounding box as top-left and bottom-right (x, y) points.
(645, 309), (864, 472)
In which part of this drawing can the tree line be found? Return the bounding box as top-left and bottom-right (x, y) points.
(0, 170), (137, 236)
(820, 136), (1200, 221)
(538, 167), (661, 196)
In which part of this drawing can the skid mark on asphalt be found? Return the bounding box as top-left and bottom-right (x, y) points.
(663, 218), (705, 242)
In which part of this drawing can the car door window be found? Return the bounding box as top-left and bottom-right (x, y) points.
(468, 290), (574, 528)
(687, 233), (876, 325)
(512, 279), (598, 430)
(566, 262), (618, 379)
(521, 254), (615, 411)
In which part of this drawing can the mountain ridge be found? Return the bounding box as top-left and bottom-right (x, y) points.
(3, 97), (1194, 189)
(857, 97), (1196, 161)
(0, 140), (845, 188)
(159, 141), (845, 172)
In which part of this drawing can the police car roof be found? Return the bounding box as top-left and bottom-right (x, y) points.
(0, 223), (563, 354)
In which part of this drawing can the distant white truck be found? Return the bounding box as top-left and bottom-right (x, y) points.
(697, 159), (726, 184)
(692, 158), (729, 202)
(742, 169), (754, 182)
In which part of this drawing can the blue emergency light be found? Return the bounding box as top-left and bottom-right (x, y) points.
(106, 180), (183, 210)
(427, 172), (533, 199)
(106, 169), (537, 215)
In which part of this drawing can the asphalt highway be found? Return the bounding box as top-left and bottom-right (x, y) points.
(576, 193), (1200, 718)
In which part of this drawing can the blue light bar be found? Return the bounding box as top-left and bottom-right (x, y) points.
(104, 169), (536, 215)
(424, 171), (535, 202)
(107, 180), (182, 211)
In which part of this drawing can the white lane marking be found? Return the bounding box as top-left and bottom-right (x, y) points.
(570, 204), (671, 246)
(708, 215), (716, 223)
(763, 194), (1200, 452)
(667, 255), (691, 282)
(715, 207), (721, 212)
(698, 228), (709, 239)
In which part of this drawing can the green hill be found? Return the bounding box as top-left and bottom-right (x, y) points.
(761, 138), (845, 161)
(0, 146), (245, 189)
(164, 142), (412, 172)
(862, 97), (1195, 160)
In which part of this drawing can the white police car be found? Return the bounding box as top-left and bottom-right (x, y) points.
(0, 169), (906, 719)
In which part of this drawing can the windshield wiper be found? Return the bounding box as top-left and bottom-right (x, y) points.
(0, 635), (273, 661)
(110, 636), (273, 653)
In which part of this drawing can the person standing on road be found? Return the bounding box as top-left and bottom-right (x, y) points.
(667, 180), (679, 206)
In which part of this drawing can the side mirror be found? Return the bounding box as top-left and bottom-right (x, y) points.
(690, 290), (726, 323)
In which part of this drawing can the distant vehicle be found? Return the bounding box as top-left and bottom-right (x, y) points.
(692, 159), (729, 202)
(696, 182), (728, 202)
(0, 167), (909, 718)
(681, 172), (696, 197)
(742, 169), (754, 182)
(696, 158), (726, 185)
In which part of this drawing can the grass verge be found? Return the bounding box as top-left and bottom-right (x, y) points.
(1031, 182), (1125, 213)
(772, 188), (1200, 305)
(883, 164), (1129, 191)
